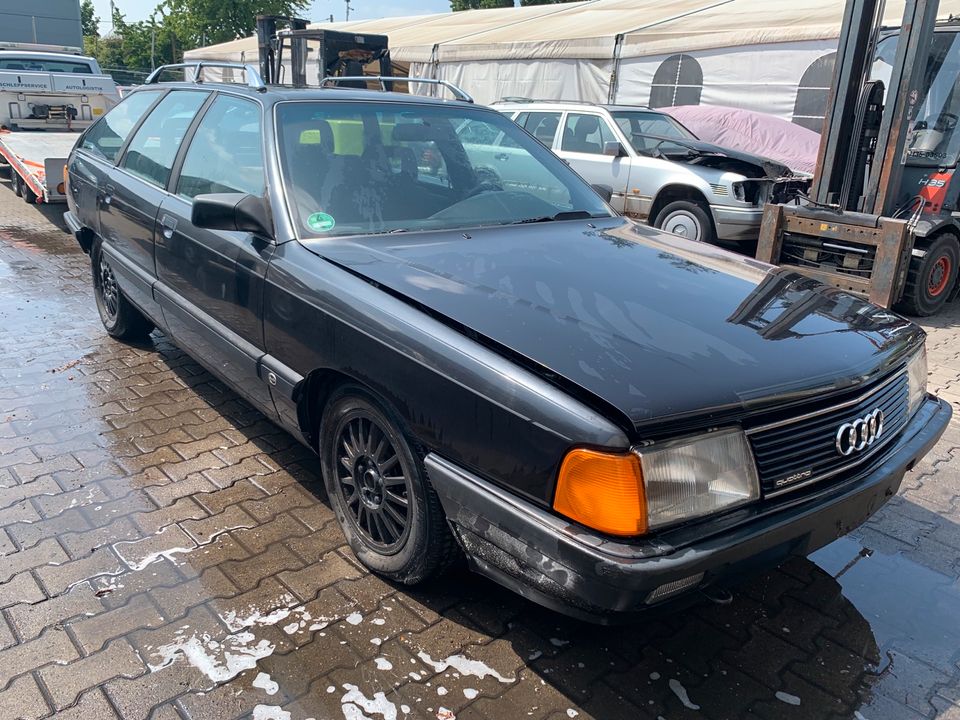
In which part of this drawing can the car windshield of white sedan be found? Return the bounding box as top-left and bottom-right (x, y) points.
(611, 111), (697, 156)
(276, 102), (612, 238)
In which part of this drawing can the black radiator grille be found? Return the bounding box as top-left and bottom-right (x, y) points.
(746, 371), (909, 494)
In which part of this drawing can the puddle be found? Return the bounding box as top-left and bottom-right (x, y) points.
(811, 536), (960, 669)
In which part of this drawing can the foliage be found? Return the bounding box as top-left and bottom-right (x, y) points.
(450, 0), (513, 10)
(80, 0), (99, 38)
(81, 0), (308, 75)
(451, 0), (579, 8)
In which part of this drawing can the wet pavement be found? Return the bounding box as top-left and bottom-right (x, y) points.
(0, 183), (959, 720)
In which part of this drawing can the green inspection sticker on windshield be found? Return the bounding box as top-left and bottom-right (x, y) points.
(307, 212), (336, 233)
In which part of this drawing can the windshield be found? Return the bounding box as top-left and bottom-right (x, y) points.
(276, 101), (612, 238)
(610, 110), (696, 155)
(0, 57), (93, 73)
(874, 32), (960, 167)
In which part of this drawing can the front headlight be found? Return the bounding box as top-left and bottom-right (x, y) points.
(906, 345), (928, 418)
(638, 428), (760, 530)
(553, 428), (760, 536)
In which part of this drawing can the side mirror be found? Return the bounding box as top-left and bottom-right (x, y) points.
(603, 141), (624, 157)
(591, 184), (613, 203)
(191, 193), (273, 239)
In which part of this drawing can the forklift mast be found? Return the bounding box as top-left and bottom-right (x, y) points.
(757, 0), (960, 315)
(255, 15), (391, 88)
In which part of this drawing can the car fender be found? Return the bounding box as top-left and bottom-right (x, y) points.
(261, 241), (630, 505)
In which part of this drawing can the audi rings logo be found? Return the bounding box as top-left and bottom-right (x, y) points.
(835, 409), (884, 456)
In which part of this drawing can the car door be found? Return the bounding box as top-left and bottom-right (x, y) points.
(70, 89), (162, 242)
(154, 92), (275, 414)
(99, 89), (209, 322)
(554, 112), (631, 213)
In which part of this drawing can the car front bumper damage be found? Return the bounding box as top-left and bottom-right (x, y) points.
(426, 396), (951, 623)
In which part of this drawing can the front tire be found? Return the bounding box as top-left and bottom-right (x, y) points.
(897, 233), (960, 317)
(654, 199), (715, 243)
(91, 239), (154, 342)
(320, 385), (457, 585)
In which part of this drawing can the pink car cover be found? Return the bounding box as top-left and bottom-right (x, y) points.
(662, 105), (820, 176)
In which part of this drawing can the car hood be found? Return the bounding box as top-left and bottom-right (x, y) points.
(301, 219), (922, 433)
(653, 136), (798, 178)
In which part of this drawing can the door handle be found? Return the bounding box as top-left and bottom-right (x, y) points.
(494, 153), (509, 161)
(102, 183), (114, 205)
(160, 214), (177, 240)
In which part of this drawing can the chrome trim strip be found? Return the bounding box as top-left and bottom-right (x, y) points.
(744, 369), (905, 436)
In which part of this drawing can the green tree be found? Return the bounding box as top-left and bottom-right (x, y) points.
(80, 0), (100, 37)
(451, 0), (513, 10)
(156, 0), (310, 47)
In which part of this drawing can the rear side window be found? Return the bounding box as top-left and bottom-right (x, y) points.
(121, 91), (208, 188)
(177, 95), (264, 199)
(518, 111), (562, 146)
(79, 91), (161, 163)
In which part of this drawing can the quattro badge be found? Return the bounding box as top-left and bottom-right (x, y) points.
(835, 409), (884, 456)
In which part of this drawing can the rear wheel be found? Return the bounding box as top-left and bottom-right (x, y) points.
(654, 199), (716, 244)
(320, 385), (458, 585)
(91, 239), (154, 341)
(897, 233), (960, 317)
(21, 178), (37, 204)
(12, 169), (22, 197)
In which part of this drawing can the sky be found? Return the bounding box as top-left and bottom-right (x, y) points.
(92, 0), (453, 29)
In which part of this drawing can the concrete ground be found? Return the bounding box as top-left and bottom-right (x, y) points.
(0, 182), (959, 720)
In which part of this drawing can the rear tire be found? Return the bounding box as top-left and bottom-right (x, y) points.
(21, 177), (37, 204)
(91, 239), (155, 341)
(12, 170), (22, 197)
(654, 199), (716, 244)
(320, 385), (458, 585)
(896, 233), (960, 317)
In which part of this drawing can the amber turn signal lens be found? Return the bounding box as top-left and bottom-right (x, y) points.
(553, 448), (647, 536)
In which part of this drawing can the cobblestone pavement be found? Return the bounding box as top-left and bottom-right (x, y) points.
(1, 183), (959, 720)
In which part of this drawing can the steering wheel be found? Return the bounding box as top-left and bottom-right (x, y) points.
(935, 112), (959, 132)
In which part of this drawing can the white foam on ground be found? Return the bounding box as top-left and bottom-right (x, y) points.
(253, 672), (279, 696)
(776, 691), (801, 706)
(148, 629), (275, 683)
(375, 657), (393, 671)
(417, 651), (515, 683)
(668, 679), (700, 710)
(220, 596), (298, 632)
(252, 705), (290, 720)
(463, 689), (478, 699)
(341, 683), (397, 720)
(346, 612), (364, 625)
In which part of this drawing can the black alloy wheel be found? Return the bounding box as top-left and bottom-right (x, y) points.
(334, 412), (411, 553)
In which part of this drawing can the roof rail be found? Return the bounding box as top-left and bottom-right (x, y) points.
(319, 76), (474, 103)
(145, 62), (267, 92)
(492, 97), (602, 106)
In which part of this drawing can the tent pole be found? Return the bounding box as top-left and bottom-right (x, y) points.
(608, 33), (624, 104)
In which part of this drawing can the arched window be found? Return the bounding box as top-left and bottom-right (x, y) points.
(793, 53), (837, 131)
(649, 54), (703, 108)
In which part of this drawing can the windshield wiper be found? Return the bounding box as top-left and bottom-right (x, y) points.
(508, 210), (602, 225)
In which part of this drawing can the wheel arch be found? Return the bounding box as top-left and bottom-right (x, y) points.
(649, 183), (712, 225)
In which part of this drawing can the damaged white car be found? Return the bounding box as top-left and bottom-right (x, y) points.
(495, 101), (811, 244)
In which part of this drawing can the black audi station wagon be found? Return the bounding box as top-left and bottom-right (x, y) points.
(63, 65), (951, 622)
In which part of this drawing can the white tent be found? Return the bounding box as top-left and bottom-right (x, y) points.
(185, 0), (960, 127)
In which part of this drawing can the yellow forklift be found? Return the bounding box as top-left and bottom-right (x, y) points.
(758, 0), (960, 316)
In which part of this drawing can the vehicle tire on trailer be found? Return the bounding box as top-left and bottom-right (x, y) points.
(896, 233), (960, 317)
(11, 168), (22, 197)
(653, 199), (716, 244)
(91, 238), (155, 341)
(319, 385), (459, 585)
(21, 176), (37, 204)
